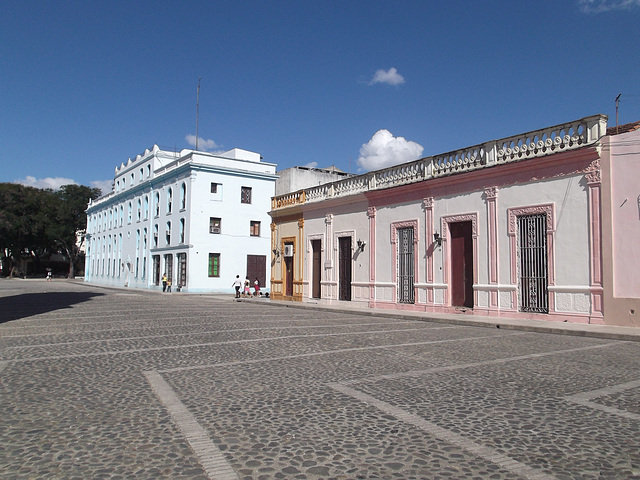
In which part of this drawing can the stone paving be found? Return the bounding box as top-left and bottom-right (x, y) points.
(1, 279), (639, 480)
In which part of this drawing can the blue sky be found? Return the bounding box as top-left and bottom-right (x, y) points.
(2, 0), (639, 194)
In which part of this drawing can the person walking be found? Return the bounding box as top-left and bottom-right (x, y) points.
(243, 277), (251, 298)
(231, 275), (242, 298)
(253, 277), (260, 297)
(161, 273), (167, 292)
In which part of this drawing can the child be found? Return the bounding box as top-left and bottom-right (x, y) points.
(243, 277), (251, 297)
(253, 277), (260, 297)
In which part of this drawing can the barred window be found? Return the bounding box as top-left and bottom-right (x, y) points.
(241, 186), (252, 204)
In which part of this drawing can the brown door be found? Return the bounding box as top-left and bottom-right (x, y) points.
(450, 221), (473, 308)
(246, 254), (267, 289)
(312, 240), (321, 298)
(338, 237), (352, 301)
(177, 253), (187, 287)
(284, 256), (293, 296)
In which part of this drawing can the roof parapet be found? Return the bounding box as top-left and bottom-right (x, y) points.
(273, 114), (608, 210)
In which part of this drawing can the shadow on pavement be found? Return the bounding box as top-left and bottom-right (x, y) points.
(0, 291), (105, 324)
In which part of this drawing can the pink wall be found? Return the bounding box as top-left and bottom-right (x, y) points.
(602, 127), (640, 326)
(611, 129), (640, 297)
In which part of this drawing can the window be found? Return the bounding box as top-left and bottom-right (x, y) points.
(179, 218), (185, 244)
(166, 221), (171, 245)
(518, 214), (549, 313)
(250, 221), (260, 237)
(208, 253), (220, 277)
(241, 186), (252, 204)
(153, 224), (158, 247)
(154, 192), (160, 217)
(167, 187), (173, 214)
(137, 199), (141, 221)
(139, 168), (144, 182)
(210, 182), (218, 193)
(210, 217), (221, 234)
(144, 196), (149, 219)
(180, 182), (186, 210)
(119, 205), (124, 226)
(127, 202), (132, 224)
(130, 173), (134, 186)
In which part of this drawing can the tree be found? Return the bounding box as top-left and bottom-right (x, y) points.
(0, 183), (101, 278)
(47, 184), (101, 278)
(0, 183), (53, 276)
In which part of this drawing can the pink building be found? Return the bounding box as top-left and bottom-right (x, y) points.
(269, 115), (640, 327)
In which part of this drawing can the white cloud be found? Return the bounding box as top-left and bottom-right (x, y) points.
(578, 0), (640, 12)
(369, 67), (405, 86)
(302, 161), (318, 169)
(185, 134), (220, 151)
(90, 179), (113, 196)
(14, 176), (77, 190)
(357, 129), (424, 172)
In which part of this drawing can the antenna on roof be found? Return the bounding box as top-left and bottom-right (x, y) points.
(615, 93), (621, 134)
(196, 77), (201, 151)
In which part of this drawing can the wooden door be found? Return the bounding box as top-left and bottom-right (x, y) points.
(338, 237), (352, 301)
(177, 253), (187, 287)
(450, 221), (473, 308)
(311, 240), (321, 298)
(246, 254), (267, 290)
(284, 256), (293, 296)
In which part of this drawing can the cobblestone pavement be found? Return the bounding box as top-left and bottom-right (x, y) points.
(1, 280), (639, 480)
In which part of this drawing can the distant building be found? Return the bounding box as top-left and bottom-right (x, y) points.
(275, 165), (352, 196)
(269, 114), (640, 327)
(85, 146), (277, 293)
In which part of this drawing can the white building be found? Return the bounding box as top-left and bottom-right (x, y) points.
(85, 145), (277, 293)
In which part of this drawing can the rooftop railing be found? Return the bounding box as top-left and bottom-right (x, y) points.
(272, 114), (607, 210)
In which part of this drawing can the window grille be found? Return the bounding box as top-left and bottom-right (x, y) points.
(241, 186), (252, 204)
(518, 214), (549, 313)
(398, 227), (415, 304)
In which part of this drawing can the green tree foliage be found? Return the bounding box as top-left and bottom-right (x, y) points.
(48, 184), (101, 277)
(0, 183), (101, 277)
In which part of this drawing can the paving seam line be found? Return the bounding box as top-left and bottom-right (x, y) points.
(143, 369), (239, 480)
(328, 382), (558, 480)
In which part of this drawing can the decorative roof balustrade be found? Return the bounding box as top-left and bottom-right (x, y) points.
(271, 191), (305, 210)
(271, 114), (608, 211)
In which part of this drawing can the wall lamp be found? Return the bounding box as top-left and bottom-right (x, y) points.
(433, 232), (442, 247)
(357, 239), (366, 252)
(272, 248), (280, 258)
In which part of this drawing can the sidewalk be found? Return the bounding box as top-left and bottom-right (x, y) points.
(243, 297), (640, 342)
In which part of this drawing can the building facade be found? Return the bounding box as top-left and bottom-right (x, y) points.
(85, 146), (277, 293)
(269, 114), (640, 327)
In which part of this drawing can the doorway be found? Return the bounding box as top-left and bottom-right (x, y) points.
(311, 240), (321, 298)
(284, 244), (294, 297)
(338, 237), (352, 301)
(397, 227), (415, 304)
(450, 221), (473, 308)
(246, 254), (267, 292)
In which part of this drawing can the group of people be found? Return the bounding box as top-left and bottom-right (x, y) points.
(232, 275), (260, 298)
(160, 272), (260, 297)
